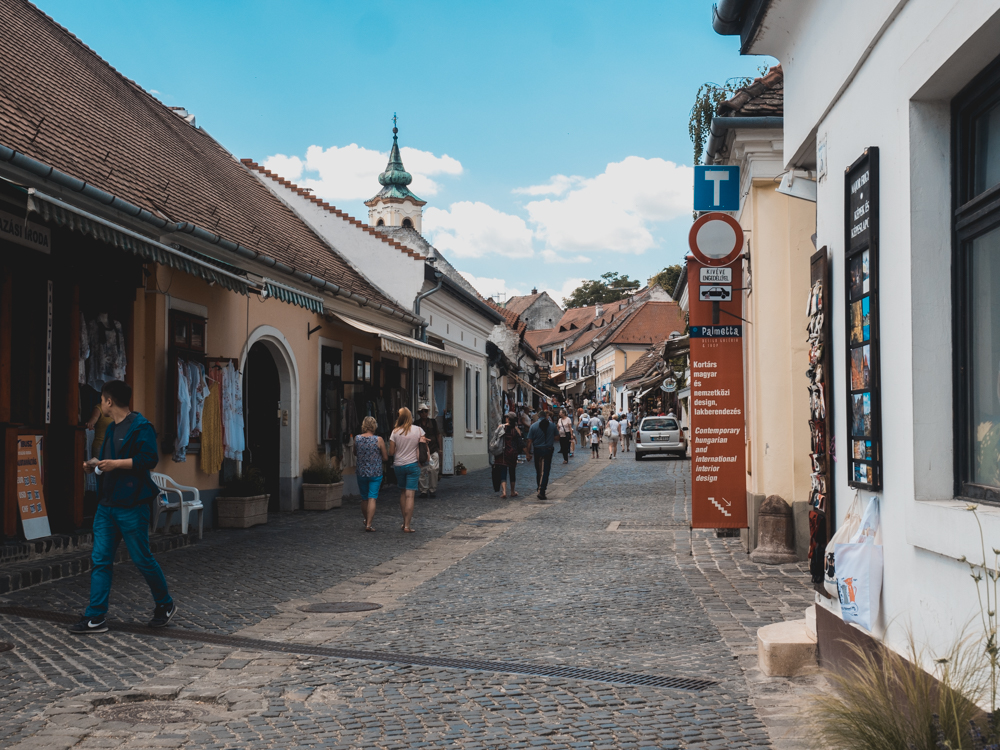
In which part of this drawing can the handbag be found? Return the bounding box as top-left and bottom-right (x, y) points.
(824, 490), (863, 595)
(604, 426), (611, 437)
(835, 496), (883, 630)
(418, 441), (429, 466)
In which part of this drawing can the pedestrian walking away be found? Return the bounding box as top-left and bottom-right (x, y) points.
(590, 421), (602, 459)
(526, 409), (557, 500)
(388, 407), (426, 533)
(72, 380), (174, 634)
(354, 416), (388, 532)
(623, 412), (633, 452)
(493, 412), (523, 498)
(557, 408), (573, 464)
(415, 403), (440, 498)
(607, 414), (620, 459)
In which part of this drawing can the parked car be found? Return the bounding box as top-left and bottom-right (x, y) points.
(634, 416), (687, 460)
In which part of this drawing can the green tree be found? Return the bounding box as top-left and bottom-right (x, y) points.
(688, 77), (752, 165)
(563, 272), (641, 308)
(650, 264), (683, 296)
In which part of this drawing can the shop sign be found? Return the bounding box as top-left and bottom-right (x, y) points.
(16, 435), (51, 540)
(844, 147), (882, 490)
(0, 208), (51, 254)
(687, 257), (748, 529)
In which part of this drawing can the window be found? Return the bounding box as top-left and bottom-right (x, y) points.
(954, 53), (1000, 500)
(354, 354), (372, 384)
(402, 218), (413, 228)
(376, 218), (384, 226)
(465, 368), (472, 432)
(475, 370), (482, 432)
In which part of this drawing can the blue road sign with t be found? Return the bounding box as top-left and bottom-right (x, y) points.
(694, 165), (740, 211)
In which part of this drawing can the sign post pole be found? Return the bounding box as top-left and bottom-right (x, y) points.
(687, 212), (748, 530)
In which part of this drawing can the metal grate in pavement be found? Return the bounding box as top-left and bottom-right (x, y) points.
(298, 602), (382, 613)
(0, 606), (717, 692)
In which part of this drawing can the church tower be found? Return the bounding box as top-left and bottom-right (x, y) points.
(365, 118), (426, 232)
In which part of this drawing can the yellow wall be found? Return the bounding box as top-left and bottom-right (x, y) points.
(136, 265), (395, 492)
(742, 179), (815, 507)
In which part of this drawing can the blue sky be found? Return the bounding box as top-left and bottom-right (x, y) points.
(36, 0), (772, 304)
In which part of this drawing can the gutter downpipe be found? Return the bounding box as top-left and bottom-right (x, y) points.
(0, 142), (422, 327)
(411, 264), (444, 410)
(703, 116), (784, 164)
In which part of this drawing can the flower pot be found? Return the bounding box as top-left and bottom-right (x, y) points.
(458, 468), (467, 475)
(302, 481), (343, 510)
(216, 494), (269, 528)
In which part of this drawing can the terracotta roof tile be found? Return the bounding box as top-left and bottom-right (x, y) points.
(718, 65), (783, 118)
(505, 292), (543, 316)
(0, 1), (409, 317)
(602, 302), (686, 349)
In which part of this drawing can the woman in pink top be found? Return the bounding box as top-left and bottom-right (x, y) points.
(388, 407), (426, 533)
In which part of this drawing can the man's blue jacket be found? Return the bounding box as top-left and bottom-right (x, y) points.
(97, 412), (159, 508)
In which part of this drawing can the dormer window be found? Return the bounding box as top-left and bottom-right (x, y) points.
(402, 218), (413, 228)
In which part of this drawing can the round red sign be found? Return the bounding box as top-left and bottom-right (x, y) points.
(688, 212), (744, 266)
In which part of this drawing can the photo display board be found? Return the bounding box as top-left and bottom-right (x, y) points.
(844, 148), (882, 490)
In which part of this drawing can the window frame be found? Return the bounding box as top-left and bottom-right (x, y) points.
(475, 369), (482, 433)
(953, 52), (1000, 502)
(465, 367), (472, 433)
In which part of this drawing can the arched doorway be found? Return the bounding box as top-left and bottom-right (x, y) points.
(245, 343), (281, 511)
(240, 325), (300, 511)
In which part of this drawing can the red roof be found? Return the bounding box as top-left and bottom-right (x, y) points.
(600, 302), (686, 349)
(505, 292), (544, 316)
(0, 1), (408, 316)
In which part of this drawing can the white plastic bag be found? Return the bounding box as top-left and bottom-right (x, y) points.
(824, 490), (863, 595)
(834, 496), (883, 631)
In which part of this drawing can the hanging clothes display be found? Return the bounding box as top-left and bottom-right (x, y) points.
(187, 361), (209, 435)
(201, 378), (224, 475)
(173, 360), (192, 461)
(85, 313), (127, 389)
(78, 313), (90, 385)
(222, 361), (245, 461)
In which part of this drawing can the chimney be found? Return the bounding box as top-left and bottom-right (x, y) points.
(167, 106), (196, 127)
(595, 303), (603, 318)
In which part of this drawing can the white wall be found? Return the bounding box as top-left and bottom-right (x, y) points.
(763, 0), (1000, 667)
(251, 172), (425, 308)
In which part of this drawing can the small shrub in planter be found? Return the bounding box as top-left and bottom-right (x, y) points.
(302, 452), (343, 510)
(216, 469), (268, 528)
(455, 461), (467, 475)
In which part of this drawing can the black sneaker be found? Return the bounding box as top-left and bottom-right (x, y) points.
(149, 602), (176, 628)
(68, 615), (108, 634)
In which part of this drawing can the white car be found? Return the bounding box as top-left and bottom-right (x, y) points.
(634, 416), (687, 460)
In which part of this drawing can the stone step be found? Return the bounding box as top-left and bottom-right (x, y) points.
(757, 617), (818, 677)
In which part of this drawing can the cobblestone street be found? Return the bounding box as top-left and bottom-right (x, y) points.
(0, 456), (821, 749)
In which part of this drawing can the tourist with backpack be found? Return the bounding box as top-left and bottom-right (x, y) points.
(526, 409), (558, 500)
(491, 412), (522, 498)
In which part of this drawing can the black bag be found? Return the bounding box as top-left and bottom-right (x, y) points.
(418, 441), (429, 466)
(491, 464), (503, 492)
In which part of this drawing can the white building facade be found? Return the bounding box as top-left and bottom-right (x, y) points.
(722, 0), (1000, 676)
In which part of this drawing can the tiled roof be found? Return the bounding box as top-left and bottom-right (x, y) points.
(241, 161), (425, 261)
(614, 340), (669, 387)
(0, 1), (409, 318)
(485, 297), (527, 336)
(601, 302), (687, 349)
(505, 293), (543, 316)
(717, 65), (783, 118)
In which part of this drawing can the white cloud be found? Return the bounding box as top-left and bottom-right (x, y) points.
(521, 156), (692, 257)
(543, 277), (588, 307)
(459, 272), (524, 302)
(512, 174), (581, 196)
(424, 202), (535, 260)
(541, 249), (591, 264)
(261, 143), (462, 203)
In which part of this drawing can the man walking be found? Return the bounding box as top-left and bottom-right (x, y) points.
(607, 413), (620, 459)
(415, 403), (440, 498)
(71, 380), (175, 634)
(525, 409), (557, 500)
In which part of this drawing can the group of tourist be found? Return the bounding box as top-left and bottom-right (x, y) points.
(490, 404), (636, 501)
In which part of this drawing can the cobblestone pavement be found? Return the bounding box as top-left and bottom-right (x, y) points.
(0, 453), (823, 749)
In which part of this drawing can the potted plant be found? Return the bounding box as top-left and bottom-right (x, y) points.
(455, 461), (467, 476)
(302, 452), (343, 510)
(216, 469), (268, 528)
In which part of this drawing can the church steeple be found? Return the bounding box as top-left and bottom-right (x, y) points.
(366, 115), (426, 232)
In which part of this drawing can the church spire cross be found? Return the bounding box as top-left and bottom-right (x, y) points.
(392, 112), (398, 136)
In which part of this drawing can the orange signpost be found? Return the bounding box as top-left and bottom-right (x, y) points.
(687, 212), (747, 529)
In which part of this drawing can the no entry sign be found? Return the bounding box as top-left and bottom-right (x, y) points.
(687, 256), (747, 529)
(688, 212), (744, 266)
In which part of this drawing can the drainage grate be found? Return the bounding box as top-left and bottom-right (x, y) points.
(0, 642), (12, 653)
(0, 606), (717, 692)
(96, 701), (212, 725)
(298, 602), (382, 614)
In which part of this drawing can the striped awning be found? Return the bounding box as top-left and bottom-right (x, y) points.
(332, 313), (459, 367)
(263, 278), (325, 314)
(27, 191), (250, 295)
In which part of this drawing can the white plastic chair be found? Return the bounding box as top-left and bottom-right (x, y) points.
(150, 472), (204, 539)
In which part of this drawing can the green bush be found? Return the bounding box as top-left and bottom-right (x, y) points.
(302, 452), (341, 484)
(218, 468), (266, 498)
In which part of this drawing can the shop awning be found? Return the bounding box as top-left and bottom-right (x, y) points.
(27, 190), (252, 295)
(263, 277), (324, 314)
(332, 313), (459, 367)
